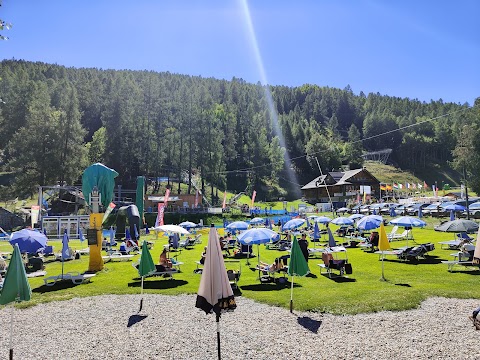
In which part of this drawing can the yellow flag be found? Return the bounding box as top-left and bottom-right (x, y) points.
(378, 222), (390, 251)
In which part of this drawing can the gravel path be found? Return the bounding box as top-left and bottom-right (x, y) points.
(0, 295), (479, 359)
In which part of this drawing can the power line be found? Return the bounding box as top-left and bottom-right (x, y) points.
(206, 107), (470, 176)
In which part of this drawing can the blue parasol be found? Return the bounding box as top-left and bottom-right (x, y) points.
(313, 222), (320, 240)
(327, 227), (337, 248)
(331, 217), (354, 226)
(282, 218), (306, 231)
(226, 221), (249, 231)
(356, 215), (383, 231)
(9, 229), (47, 254)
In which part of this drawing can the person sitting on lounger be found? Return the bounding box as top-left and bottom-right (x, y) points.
(200, 246), (207, 265)
(156, 248), (172, 272)
(258, 259), (282, 273)
(369, 231), (379, 252)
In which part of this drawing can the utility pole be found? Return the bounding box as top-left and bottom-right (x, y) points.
(464, 167), (470, 220)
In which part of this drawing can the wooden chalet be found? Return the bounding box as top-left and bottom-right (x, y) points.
(301, 168), (380, 204)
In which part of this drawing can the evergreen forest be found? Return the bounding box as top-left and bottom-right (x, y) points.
(0, 60), (478, 203)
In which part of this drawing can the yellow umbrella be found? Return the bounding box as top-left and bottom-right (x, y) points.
(378, 222), (390, 280)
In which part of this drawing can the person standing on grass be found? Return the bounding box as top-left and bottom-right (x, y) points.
(298, 233), (309, 262)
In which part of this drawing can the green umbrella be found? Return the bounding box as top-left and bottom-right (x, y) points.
(137, 241), (155, 312)
(0, 244), (31, 360)
(287, 238), (309, 313)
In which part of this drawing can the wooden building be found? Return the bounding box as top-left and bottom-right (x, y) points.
(301, 168), (381, 204)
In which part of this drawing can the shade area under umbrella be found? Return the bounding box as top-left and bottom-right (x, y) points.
(282, 218), (306, 231)
(434, 219), (479, 233)
(9, 229), (47, 254)
(331, 217), (354, 226)
(238, 228), (279, 274)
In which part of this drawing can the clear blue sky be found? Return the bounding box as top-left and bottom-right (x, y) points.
(1, 0), (479, 104)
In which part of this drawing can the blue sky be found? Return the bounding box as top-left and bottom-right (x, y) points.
(1, 0), (479, 104)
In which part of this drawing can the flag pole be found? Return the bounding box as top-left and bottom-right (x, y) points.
(381, 253), (386, 281)
(138, 276), (144, 313)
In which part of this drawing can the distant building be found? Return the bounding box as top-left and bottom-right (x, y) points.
(301, 168), (381, 204)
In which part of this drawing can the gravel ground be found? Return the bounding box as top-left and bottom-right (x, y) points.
(0, 295), (479, 360)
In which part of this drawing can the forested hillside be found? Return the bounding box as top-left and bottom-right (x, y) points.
(0, 60), (478, 202)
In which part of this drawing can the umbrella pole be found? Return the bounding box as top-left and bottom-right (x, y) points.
(138, 276), (144, 313)
(9, 305), (14, 360)
(290, 274), (294, 313)
(216, 313), (221, 360)
(380, 254), (386, 281)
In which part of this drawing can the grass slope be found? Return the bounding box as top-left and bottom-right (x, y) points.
(2, 214), (478, 314)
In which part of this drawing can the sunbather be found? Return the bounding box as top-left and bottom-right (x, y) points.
(156, 248), (172, 272)
(258, 260), (282, 273)
(199, 246), (207, 265)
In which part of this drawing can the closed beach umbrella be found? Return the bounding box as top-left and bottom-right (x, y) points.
(418, 207), (423, 218)
(145, 224), (150, 235)
(79, 228), (85, 242)
(196, 225), (236, 360)
(450, 210), (455, 221)
(378, 223), (390, 281)
(327, 227), (337, 248)
(474, 226), (480, 261)
(313, 222), (320, 241)
(137, 241), (155, 312)
(389, 207), (396, 217)
(0, 244), (32, 360)
(287, 237), (309, 313)
(134, 223), (139, 240)
(125, 228), (131, 240)
(9, 229), (47, 254)
(282, 218), (306, 231)
(109, 227), (115, 247)
(61, 230), (70, 278)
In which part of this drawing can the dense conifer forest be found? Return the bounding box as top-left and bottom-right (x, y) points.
(0, 60), (478, 202)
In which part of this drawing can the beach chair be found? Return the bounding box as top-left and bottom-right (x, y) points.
(386, 226), (399, 239)
(102, 252), (134, 262)
(179, 237), (196, 249)
(396, 243), (434, 261)
(390, 229), (411, 241)
(318, 247), (351, 278)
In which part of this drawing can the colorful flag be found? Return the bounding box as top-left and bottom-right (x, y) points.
(222, 191), (227, 209)
(164, 188), (170, 207)
(102, 202), (116, 224)
(393, 183), (398, 189)
(194, 190), (199, 208)
(424, 181), (428, 189)
(251, 190), (257, 208)
(412, 183), (416, 189)
(380, 185), (386, 191)
(356, 192), (361, 203)
(363, 191), (367, 203)
(417, 183), (422, 189)
(386, 184), (392, 191)
(399, 183), (403, 189)
(155, 203), (165, 227)
(406, 183), (410, 189)
(432, 184), (436, 197)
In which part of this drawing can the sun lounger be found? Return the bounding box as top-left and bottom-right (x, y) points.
(44, 272), (96, 286)
(77, 248), (90, 255)
(441, 260), (480, 272)
(318, 246), (351, 277)
(389, 229), (412, 241)
(26, 270), (47, 278)
(132, 261), (179, 279)
(102, 252), (135, 262)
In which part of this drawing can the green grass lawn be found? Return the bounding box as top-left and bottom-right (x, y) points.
(1, 214), (479, 314)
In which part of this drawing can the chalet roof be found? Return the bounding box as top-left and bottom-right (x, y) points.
(301, 168), (379, 190)
(301, 175), (327, 190)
